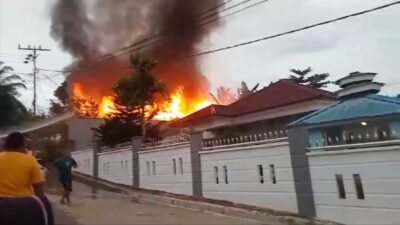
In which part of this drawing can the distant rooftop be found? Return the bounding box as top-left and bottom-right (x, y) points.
(172, 79), (336, 126)
(335, 71), (383, 98)
(290, 94), (400, 127)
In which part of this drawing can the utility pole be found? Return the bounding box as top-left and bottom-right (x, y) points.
(18, 44), (50, 116)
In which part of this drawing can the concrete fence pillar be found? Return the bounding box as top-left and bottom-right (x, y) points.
(288, 126), (316, 217)
(93, 142), (100, 180)
(91, 142), (101, 197)
(190, 132), (203, 198)
(131, 136), (144, 188)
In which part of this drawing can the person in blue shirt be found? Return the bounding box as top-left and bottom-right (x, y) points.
(54, 151), (77, 204)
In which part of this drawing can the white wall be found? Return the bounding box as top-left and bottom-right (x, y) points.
(138, 143), (193, 195)
(98, 148), (133, 186)
(308, 144), (400, 225)
(71, 148), (93, 176)
(200, 140), (298, 213)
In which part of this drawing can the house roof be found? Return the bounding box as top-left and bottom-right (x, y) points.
(173, 79), (336, 126)
(289, 94), (400, 127)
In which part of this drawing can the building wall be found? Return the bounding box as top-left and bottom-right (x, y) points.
(308, 144), (400, 224)
(200, 140), (298, 213)
(72, 148), (93, 176)
(68, 118), (103, 147)
(138, 143), (193, 195)
(98, 148), (133, 186)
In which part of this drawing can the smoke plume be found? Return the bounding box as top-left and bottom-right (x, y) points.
(50, 0), (224, 106)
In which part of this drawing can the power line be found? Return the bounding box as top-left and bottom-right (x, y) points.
(36, 1), (400, 75)
(18, 45), (51, 116)
(99, 0), (262, 61)
(178, 0), (400, 61)
(38, 73), (61, 87)
(200, 0), (271, 26)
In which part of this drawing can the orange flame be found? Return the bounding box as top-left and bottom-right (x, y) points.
(72, 84), (212, 121)
(98, 96), (117, 118)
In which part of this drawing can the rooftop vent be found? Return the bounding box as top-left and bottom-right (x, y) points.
(335, 72), (384, 99)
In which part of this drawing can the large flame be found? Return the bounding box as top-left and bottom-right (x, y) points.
(72, 84), (212, 121)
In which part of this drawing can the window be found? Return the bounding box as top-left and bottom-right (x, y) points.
(353, 174), (365, 199)
(125, 160), (128, 171)
(152, 161), (156, 176)
(223, 166), (228, 184)
(179, 158), (183, 175)
(172, 159), (177, 175)
(258, 165), (264, 184)
(335, 174), (346, 199)
(103, 163), (106, 174)
(120, 161), (124, 171)
(269, 164), (276, 184)
(214, 166), (219, 184)
(146, 161), (150, 176)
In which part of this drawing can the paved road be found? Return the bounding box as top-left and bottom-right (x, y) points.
(48, 181), (263, 225)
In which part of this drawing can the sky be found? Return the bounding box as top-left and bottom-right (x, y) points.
(1, 0), (400, 113)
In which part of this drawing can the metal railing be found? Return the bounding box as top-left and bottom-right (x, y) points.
(309, 130), (400, 149)
(141, 134), (190, 149)
(202, 130), (288, 149)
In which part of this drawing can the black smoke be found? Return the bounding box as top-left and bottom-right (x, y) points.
(50, 0), (224, 105)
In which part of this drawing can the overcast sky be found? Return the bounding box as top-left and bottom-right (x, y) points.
(1, 0), (400, 112)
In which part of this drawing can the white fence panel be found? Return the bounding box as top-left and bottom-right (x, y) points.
(308, 144), (400, 224)
(200, 140), (298, 213)
(138, 143), (192, 195)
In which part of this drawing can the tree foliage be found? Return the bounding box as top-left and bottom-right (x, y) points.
(210, 86), (237, 105)
(92, 118), (142, 147)
(288, 67), (330, 88)
(237, 81), (259, 99)
(49, 81), (69, 116)
(0, 61), (28, 126)
(113, 55), (166, 136)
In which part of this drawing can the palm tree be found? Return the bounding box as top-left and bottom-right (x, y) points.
(113, 55), (166, 136)
(210, 86), (237, 105)
(0, 61), (28, 126)
(237, 81), (259, 99)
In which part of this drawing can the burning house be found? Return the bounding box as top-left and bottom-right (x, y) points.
(50, 0), (225, 121)
(48, 0), (231, 146)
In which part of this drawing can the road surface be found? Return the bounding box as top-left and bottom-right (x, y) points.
(48, 180), (263, 225)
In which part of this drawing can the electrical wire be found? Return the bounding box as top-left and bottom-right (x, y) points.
(38, 1), (400, 74)
(98, 0), (262, 61)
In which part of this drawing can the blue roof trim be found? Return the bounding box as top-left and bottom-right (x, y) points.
(289, 94), (400, 127)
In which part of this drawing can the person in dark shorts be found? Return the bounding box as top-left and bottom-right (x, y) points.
(54, 151), (77, 204)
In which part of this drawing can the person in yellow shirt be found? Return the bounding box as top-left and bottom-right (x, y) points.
(0, 132), (45, 197)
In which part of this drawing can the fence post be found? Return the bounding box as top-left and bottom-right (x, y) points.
(131, 136), (144, 188)
(91, 142), (100, 197)
(288, 126), (316, 217)
(93, 142), (100, 179)
(190, 132), (203, 198)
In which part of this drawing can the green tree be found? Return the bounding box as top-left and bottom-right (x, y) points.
(237, 81), (259, 99)
(93, 96), (160, 146)
(113, 55), (166, 136)
(49, 81), (69, 115)
(288, 67), (330, 88)
(0, 61), (28, 126)
(92, 118), (142, 147)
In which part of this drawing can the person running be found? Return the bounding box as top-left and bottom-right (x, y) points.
(0, 132), (45, 197)
(54, 151), (77, 204)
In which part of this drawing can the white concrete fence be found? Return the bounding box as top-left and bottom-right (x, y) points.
(72, 130), (400, 224)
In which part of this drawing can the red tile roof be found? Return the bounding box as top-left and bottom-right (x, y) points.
(173, 80), (336, 125)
